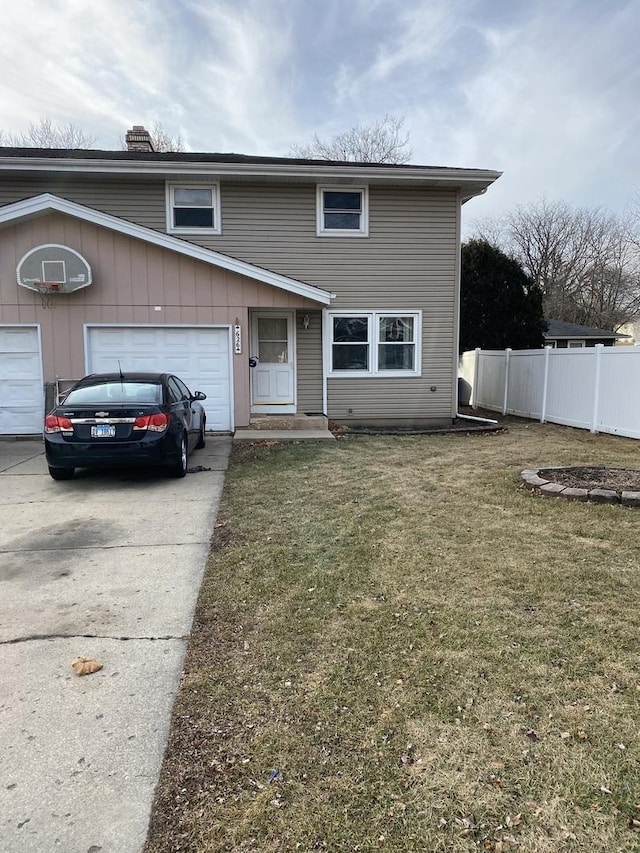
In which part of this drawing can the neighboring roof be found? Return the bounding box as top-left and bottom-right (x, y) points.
(0, 147), (501, 203)
(0, 193), (333, 305)
(544, 320), (629, 340)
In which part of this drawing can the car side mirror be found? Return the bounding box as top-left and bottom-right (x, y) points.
(191, 391), (207, 401)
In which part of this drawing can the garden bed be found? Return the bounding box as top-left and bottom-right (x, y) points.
(522, 466), (640, 505)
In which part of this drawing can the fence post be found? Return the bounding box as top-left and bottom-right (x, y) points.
(502, 348), (512, 415)
(591, 344), (603, 433)
(472, 347), (481, 410)
(540, 345), (551, 423)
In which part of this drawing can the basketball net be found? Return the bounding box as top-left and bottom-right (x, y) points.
(34, 281), (63, 309)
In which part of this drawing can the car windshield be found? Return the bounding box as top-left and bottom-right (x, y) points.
(63, 381), (162, 405)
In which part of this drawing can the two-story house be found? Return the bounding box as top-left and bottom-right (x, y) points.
(0, 126), (500, 434)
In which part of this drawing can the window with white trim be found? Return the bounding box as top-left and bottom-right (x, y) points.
(328, 311), (421, 376)
(317, 186), (368, 236)
(166, 183), (221, 234)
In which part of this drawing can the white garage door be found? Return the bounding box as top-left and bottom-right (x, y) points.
(86, 326), (232, 431)
(0, 326), (43, 435)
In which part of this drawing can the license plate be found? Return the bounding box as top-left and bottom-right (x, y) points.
(91, 424), (116, 438)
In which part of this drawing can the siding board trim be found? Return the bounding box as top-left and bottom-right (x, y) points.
(0, 194), (333, 305)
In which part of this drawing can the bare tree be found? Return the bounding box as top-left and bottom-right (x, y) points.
(0, 117), (96, 148)
(290, 115), (411, 164)
(148, 121), (184, 153)
(475, 198), (640, 330)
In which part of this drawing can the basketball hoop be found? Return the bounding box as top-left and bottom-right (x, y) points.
(34, 281), (63, 309)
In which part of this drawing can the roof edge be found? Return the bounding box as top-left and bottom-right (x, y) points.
(0, 152), (501, 198)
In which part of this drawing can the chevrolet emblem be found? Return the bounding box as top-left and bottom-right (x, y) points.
(95, 411), (109, 417)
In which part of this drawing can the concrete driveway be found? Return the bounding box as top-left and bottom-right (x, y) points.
(0, 437), (231, 853)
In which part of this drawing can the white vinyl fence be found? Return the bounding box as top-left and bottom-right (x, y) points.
(459, 345), (640, 440)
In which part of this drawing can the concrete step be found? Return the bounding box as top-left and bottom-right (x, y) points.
(234, 429), (335, 442)
(247, 413), (328, 431)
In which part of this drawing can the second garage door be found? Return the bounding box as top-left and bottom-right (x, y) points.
(0, 326), (43, 435)
(86, 326), (232, 431)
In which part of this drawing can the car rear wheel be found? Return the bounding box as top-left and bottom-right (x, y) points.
(195, 417), (206, 449)
(48, 465), (75, 481)
(169, 433), (188, 478)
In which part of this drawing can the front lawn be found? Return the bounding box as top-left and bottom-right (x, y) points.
(146, 423), (640, 852)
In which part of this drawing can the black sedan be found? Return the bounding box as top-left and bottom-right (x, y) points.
(44, 372), (207, 480)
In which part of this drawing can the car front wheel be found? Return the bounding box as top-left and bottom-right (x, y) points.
(48, 465), (75, 481)
(168, 433), (188, 478)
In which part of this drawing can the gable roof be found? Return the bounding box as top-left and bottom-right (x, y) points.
(0, 193), (333, 305)
(0, 147), (501, 203)
(544, 320), (628, 340)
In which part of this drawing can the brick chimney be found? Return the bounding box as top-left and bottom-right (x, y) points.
(125, 125), (155, 152)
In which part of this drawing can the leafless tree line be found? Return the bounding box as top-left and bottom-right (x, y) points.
(0, 118), (97, 149)
(3, 115), (409, 163)
(475, 198), (640, 331)
(0, 117), (184, 152)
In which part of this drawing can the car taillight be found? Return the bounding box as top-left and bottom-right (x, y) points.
(133, 412), (169, 432)
(45, 415), (74, 434)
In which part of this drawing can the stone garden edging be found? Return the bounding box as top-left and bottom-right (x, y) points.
(521, 468), (640, 506)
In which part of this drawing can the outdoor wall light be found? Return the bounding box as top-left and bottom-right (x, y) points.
(303, 314), (310, 330)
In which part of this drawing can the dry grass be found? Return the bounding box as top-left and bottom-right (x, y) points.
(145, 423), (640, 852)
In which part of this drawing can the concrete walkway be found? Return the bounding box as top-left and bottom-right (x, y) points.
(0, 437), (231, 853)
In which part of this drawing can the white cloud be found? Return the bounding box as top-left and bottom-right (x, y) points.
(0, 0), (174, 143)
(171, 0), (298, 152)
(0, 0), (638, 223)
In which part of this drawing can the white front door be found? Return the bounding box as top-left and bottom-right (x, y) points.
(250, 312), (295, 410)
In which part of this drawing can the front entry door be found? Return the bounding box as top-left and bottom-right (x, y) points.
(250, 312), (295, 409)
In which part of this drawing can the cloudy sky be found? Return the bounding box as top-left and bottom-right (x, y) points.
(1, 0), (638, 230)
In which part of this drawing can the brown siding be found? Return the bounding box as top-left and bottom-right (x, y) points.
(0, 180), (457, 297)
(295, 310), (323, 413)
(0, 213), (318, 428)
(327, 379), (451, 424)
(1, 177), (461, 422)
(0, 177), (167, 231)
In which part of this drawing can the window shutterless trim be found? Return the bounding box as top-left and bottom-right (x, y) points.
(325, 310), (421, 377)
(165, 181), (221, 235)
(316, 185), (369, 237)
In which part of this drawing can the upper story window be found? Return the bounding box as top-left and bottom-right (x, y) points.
(317, 186), (369, 237)
(166, 183), (221, 234)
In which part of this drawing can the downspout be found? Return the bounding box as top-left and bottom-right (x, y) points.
(456, 411), (498, 425)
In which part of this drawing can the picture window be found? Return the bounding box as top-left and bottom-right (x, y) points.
(328, 311), (420, 375)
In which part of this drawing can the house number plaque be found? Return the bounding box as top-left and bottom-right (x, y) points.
(234, 324), (242, 354)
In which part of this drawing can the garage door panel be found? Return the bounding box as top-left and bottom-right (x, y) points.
(87, 327), (232, 431)
(0, 328), (40, 353)
(0, 379), (43, 407)
(0, 327), (43, 435)
(1, 352), (41, 380)
(194, 355), (226, 376)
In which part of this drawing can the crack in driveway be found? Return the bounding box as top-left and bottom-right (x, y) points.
(0, 450), (44, 474)
(1, 633), (189, 645)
